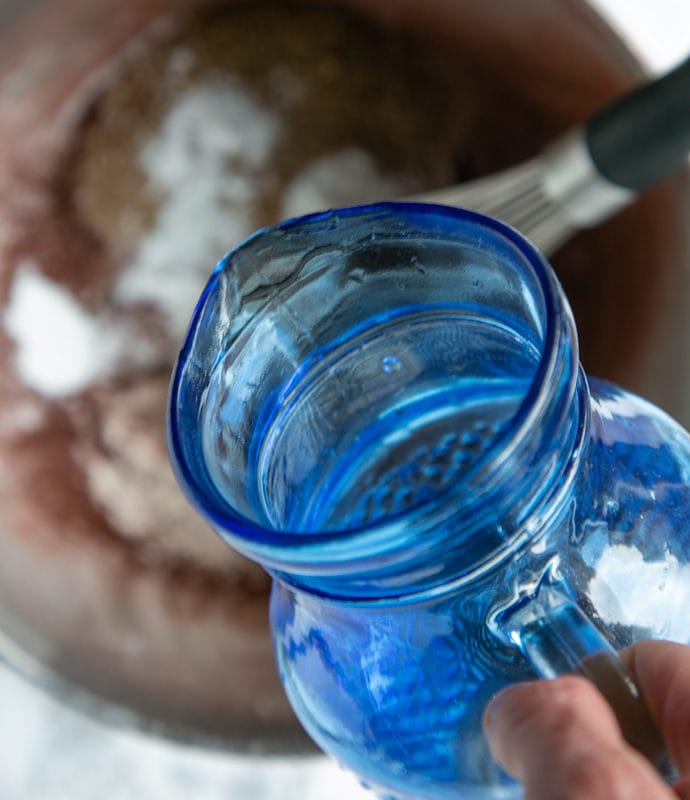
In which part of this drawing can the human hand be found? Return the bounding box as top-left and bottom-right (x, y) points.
(483, 640), (690, 799)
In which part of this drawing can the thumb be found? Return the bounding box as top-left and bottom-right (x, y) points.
(483, 675), (676, 800)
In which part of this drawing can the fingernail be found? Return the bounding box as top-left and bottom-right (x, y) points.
(483, 686), (513, 739)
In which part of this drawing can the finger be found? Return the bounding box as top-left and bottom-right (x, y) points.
(623, 640), (690, 776)
(484, 675), (677, 800)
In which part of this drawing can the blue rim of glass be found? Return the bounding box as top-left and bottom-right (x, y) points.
(167, 201), (571, 570)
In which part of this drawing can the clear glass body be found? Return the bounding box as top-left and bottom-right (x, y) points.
(168, 204), (690, 799)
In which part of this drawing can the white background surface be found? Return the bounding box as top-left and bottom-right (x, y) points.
(0, 2), (688, 798)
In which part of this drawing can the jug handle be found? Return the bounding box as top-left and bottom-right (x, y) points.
(495, 581), (675, 780)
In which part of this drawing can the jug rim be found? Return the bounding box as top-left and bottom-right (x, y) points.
(168, 202), (582, 584)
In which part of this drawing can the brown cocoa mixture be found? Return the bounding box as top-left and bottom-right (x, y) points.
(3, 1), (496, 588)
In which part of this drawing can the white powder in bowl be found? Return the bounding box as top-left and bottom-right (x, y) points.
(3, 263), (131, 397)
(4, 81), (409, 399)
(115, 81), (282, 342)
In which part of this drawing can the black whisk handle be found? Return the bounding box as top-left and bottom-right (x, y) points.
(586, 55), (690, 191)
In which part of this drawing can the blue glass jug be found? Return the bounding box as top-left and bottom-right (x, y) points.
(168, 203), (690, 799)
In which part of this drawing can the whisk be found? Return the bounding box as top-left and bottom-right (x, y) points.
(414, 55), (690, 256)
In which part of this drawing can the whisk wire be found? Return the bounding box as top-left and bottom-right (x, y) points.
(411, 158), (575, 255)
